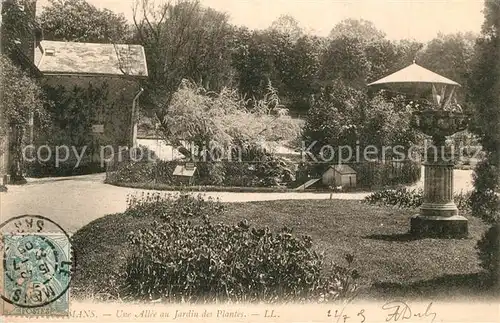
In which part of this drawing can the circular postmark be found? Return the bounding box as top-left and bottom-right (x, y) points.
(0, 215), (72, 309)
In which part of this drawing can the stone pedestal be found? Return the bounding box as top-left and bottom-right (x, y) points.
(410, 147), (468, 238)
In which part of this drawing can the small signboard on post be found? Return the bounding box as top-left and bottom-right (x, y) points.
(173, 163), (197, 177)
(173, 162), (197, 184)
(92, 124), (104, 133)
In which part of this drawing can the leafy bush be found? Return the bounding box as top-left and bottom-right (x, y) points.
(470, 158), (500, 224)
(25, 160), (105, 177)
(122, 193), (360, 303)
(107, 151), (296, 188)
(125, 192), (226, 220)
(106, 158), (177, 184)
(455, 190), (474, 211)
(160, 80), (300, 154)
(364, 187), (472, 212)
(107, 161), (156, 183)
(364, 187), (424, 208)
(476, 224), (499, 286)
(470, 159), (499, 284)
(151, 160), (177, 184)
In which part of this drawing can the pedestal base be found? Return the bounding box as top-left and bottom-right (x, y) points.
(410, 214), (468, 239)
(420, 202), (458, 217)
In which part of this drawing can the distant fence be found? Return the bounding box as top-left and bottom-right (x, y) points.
(297, 159), (421, 189)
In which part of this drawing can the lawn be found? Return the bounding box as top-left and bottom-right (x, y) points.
(71, 199), (493, 301)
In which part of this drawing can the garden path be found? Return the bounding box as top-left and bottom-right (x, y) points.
(0, 173), (365, 233)
(1, 168), (473, 233)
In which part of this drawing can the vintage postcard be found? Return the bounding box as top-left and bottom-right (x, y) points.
(0, 0), (499, 322)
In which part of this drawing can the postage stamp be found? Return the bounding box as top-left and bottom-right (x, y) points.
(0, 216), (72, 317)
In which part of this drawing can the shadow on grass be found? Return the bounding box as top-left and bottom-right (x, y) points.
(366, 273), (497, 300)
(365, 232), (477, 242)
(365, 232), (421, 242)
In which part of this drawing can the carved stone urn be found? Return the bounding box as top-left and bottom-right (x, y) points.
(410, 110), (470, 238)
(367, 62), (472, 238)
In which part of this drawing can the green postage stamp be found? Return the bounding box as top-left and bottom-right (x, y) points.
(0, 216), (72, 317)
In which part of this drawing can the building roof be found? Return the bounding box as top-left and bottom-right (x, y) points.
(329, 164), (357, 174)
(35, 40), (148, 77)
(368, 63), (459, 87)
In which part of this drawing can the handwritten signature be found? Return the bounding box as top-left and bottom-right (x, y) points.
(382, 301), (437, 323)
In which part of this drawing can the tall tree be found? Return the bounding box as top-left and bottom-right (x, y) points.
(39, 0), (130, 43)
(468, 0), (500, 285)
(391, 39), (424, 70)
(284, 34), (324, 113)
(468, 0), (500, 218)
(418, 32), (477, 102)
(132, 0), (234, 117)
(329, 18), (386, 42)
(320, 35), (371, 88)
(269, 14), (304, 42)
(230, 28), (289, 101)
(322, 18), (397, 88)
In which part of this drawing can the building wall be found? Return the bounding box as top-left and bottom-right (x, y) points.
(335, 172), (342, 186)
(340, 174), (356, 187)
(322, 169), (357, 187)
(40, 75), (142, 158)
(321, 168), (334, 186)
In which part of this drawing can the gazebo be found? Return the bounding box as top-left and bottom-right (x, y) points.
(368, 62), (469, 238)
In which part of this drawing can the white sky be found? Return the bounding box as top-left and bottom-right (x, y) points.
(37, 0), (485, 42)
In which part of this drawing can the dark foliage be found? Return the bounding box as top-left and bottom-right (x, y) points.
(107, 153), (296, 188)
(364, 187), (473, 212)
(364, 188), (424, 209)
(468, 0), (500, 283)
(476, 223), (500, 286)
(125, 192), (226, 220)
(121, 193), (359, 303)
(25, 160), (104, 177)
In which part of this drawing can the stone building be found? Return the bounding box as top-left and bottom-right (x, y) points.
(34, 40), (148, 161)
(0, 0), (148, 180)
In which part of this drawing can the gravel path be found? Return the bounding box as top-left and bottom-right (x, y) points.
(0, 168), (474, 233)
(0, 173), (367, 233)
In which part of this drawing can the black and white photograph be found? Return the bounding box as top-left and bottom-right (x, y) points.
(0, 0), (499, 321)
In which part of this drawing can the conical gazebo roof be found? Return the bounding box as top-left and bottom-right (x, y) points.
(368, 62), (460, 87)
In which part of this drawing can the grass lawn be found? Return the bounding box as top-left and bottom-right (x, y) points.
(71, 199), (494, 302)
